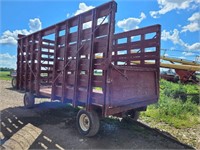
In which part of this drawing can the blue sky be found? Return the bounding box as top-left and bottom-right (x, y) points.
(0, 0), (200, 68)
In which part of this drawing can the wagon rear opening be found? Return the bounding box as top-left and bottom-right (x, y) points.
(16, 1), (161, 136)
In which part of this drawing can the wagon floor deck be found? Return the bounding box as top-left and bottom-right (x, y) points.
(40, 86), (52, 97)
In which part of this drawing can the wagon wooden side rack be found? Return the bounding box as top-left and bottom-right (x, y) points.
(16, 1), (161, 136)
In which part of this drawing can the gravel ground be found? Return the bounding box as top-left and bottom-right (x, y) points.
(140, 116), (200, 149)
(0, 80), (194, 149)
(0, 80), (24, 110)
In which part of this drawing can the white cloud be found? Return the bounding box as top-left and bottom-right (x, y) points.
(0, 53), (17, 69)
(65, 3), (95, 29)
(0, 18), (42, 45)
(161, 29), (200, 50)
(182, 22), (199, 32)
(150, 0), (200, 18)
(181, 12), (200, 32)
(66, 3), (94, 17)
(182, 52), (195, 56)
(74, 3), (94, 16)
(185, 43), (200, 50)
(188, 12), (200, 22)
(29, 18), (42, 32)
(117, 12), (146, 31)
(0, 30), (30, 45)
(162, 29), (185, 45)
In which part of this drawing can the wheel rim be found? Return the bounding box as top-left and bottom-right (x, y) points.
(12, 78), (16, 87)
(24, 95), (29, 106)
(79, 114), (90, 132)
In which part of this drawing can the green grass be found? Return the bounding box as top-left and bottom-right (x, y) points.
(0, 71), (12, 81)
(141, 79), (200, 128)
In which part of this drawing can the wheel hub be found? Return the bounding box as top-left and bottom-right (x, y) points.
(79, 114), (90, 132)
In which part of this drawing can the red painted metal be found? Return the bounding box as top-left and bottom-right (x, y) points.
(16, 1), (161, 117)
(175, 69), (195, 83)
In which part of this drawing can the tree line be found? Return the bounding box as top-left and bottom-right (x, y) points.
(0, 67), (15, 71)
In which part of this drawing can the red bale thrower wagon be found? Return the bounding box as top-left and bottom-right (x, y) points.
(16, 1), (161, 136)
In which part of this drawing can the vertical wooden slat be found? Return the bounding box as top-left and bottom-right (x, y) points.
(51, 26), (59, 100)
(104, 2), (116, 116)
(61, 21), (69, 102)
(156, 26), (161, 96)
(73, 16), (82, 107)
(127, 36), (131, 65)
(16, 39), (21, 89)
(141, 34), (145, 66)
(86, 9), (96, 111)
(36, 33), (42, 96)
(19, 39), (24, 90)
(47, 42), (50, 84)
(113, 39), (117, 65)
(24, 37), (29, 91)
(30, 35), (34, 92)
(156, 28), (161, 67)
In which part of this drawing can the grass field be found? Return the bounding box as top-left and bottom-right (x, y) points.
(0, 71), (12, 81)
(141, 79), (200, 128)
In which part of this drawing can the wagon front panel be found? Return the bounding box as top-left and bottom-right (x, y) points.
(107, 24), (161, 115)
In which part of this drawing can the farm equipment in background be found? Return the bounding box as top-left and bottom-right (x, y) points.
(160, 56), (200, 83)
(160, 69), (179, 83)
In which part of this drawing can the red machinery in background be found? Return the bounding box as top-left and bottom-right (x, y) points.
(160, 56), (200, 83)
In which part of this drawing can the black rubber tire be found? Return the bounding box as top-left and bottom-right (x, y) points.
(11, 77), (17, 89)
(24, 92), (35, 109)
(131, 111), (140, 121)
(123, 110), (140, 121)
(76, 109), (100, 137)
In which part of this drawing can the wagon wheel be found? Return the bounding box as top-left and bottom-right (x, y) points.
(24, 92), (35, 109)
(130, 111), (140, 121)
(76, 110), (100, 137)
(11, 77), (17, 89)
(123, 110), (140, 121)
